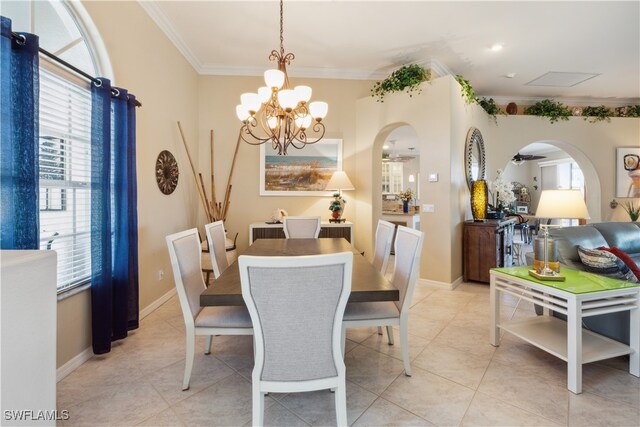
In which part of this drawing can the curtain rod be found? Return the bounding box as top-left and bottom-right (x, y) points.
(11, 31), (142, 107)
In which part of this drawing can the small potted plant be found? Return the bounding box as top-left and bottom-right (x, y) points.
(329, 193), (346, 221)
(621, 201), (640, 222)
(399, 188), (415, 213)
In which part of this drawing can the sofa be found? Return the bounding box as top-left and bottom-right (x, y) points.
(528, 222), (640, 344)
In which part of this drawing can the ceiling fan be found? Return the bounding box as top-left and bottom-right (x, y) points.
(511, 152), (547, 165)
(382, 141), (417, 163)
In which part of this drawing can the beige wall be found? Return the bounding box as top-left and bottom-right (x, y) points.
(57, 0), (200, 368)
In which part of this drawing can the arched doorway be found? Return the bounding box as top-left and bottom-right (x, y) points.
(503, 140), (601, 222)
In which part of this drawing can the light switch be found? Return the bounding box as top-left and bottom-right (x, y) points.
(428, 173), (438, 182)
(422, 204), (435, 213)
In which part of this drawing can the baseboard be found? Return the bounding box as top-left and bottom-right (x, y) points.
(56, 288), (177, 382)
(57, 346), (93, 382)
(419, 276), (463, 290)
(139, 288), (176, 320)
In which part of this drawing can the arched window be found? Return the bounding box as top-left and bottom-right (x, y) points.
(2, 1), (111, 294)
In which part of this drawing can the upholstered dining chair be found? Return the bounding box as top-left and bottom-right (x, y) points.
(239, 252), (353, 426)
(205, 221), (230, 280)
(372, 220), (396, 340)
(342, 226), (424, 376)
(283, 216), (321, 239)
(166, 228), (253, 391)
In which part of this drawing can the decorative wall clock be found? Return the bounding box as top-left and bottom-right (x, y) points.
(155, 150), (179, 195)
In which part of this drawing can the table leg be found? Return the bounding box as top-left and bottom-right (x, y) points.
(490, 274), (500, 346)
(630, 292), (639, 377)
(567, 301), (583, 394)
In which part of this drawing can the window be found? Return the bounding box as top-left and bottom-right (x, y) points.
(39, 69), (92, 292)
(382, 162), (404, 194)
(3, 0), (108, 293)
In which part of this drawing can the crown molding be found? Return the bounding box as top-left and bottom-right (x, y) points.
(137, 1), (203, 73)
(482, 95), (640, 108)
(198, 64), (385, 80)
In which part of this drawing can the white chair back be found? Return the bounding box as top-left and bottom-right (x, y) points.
(205, 221), (229, 279)
(283, 216), (321, 239)
(372, 220), (395, 274)
(239, 252), (352, 383)
(392, 226), (424, 313)
(166, 228), (205, 323)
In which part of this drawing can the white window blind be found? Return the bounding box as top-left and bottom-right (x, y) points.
(38, 68), (92, 293)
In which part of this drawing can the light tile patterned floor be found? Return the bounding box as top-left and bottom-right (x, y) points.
(57, 281), (640, 426)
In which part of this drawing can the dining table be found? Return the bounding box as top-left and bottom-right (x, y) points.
(200, 238), (399, 307)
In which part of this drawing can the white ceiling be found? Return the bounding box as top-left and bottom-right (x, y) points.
(141, 1), (640, 104)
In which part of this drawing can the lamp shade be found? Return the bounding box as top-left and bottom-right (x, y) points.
(325, 171), (355, 191)
(536, 190), (590, 219)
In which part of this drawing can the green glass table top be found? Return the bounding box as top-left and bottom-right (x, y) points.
(492, 266), (640, 294)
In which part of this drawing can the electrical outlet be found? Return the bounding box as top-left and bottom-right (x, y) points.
(428, 173), (438, 182)
(422, 204), (435, 213)
(158, 269), (165, 281)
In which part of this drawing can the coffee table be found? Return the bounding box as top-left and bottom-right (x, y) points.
(490, 266), (640, 394)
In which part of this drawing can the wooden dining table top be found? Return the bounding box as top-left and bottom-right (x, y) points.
(200, 238), (399, 306)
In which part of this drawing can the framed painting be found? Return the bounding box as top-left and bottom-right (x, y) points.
(260, 139), (343, 196)
(615, 147), (640, 198)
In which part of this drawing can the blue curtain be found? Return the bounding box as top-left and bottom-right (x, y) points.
(91, 80), (139, 354)
(0, 17), (40, 249)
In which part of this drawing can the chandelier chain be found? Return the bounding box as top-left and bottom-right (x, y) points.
(279, 0), (284, 57)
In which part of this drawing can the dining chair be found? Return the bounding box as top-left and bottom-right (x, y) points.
(205, 220), (230, 280)
(166, 228), (253, 391)
(372, 220), (395, 340)
(239, 252), (353, 427)
(342, 225), (424, 376)
(283, 216), (321, 239)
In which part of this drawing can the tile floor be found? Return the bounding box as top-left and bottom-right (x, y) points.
(57, 281), (640, 426)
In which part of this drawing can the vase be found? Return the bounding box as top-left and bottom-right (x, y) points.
(470, 180), (488, 221)
(403, 201), (409, 213)
(332, 210), (341, 220)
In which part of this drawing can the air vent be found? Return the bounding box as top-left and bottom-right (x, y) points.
(525, 72), (599, 87)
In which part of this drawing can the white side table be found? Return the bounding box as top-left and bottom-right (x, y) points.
(490, 267), (640, 394)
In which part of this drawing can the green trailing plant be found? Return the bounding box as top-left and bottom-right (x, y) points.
(582, 105), (613, 123)
(455, 75), (477, 105)
(524, 99), (571, 124)
(478, 97), (504, 123)
(371, 64), (430, 102)
(622, 201), (640, 222)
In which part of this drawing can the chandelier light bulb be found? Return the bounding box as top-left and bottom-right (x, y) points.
(257, 86), (271, 103)
(267, 116), (278, 129)
(309, 101), (328, 120)
(235, 104), (250, 122)
(240, 93), (261, 113)
(295, 114), (313, 129)
(264, 69), (285, 89)
(294, 85), (312, 104)
(277, 89), (297, 111)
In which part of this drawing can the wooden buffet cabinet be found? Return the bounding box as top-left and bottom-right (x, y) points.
(463, 218), (515, 283)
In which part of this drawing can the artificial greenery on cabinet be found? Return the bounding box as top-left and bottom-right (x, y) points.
(478, 97), (504, 123)
(371, 64), (431, 102)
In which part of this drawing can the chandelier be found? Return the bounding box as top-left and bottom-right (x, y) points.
(235, 0), (328, 155)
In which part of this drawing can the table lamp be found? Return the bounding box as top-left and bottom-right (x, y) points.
(530, 189), (590, 280)
(326, 171), (355, 222)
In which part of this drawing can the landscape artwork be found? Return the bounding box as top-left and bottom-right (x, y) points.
(260, 139), (342, 196)
(616, 147), (640, 198)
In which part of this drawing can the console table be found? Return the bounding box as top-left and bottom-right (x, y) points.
(464, 218), (515, 283)
(249, 221), (353, 245)
(490, 266), (640, 394)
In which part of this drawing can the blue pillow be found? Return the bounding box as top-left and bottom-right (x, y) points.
(577, 246), (638, 282)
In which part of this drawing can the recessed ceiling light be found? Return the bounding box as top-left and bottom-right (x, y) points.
(490, 43), (503, 52)
(505, 73), (516, 79)
(382, 144), (389, 150)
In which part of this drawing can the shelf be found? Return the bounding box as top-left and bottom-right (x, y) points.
(499, 316), (633, 364)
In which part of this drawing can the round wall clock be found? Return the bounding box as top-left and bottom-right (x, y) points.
(155, 150), (179, 195)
